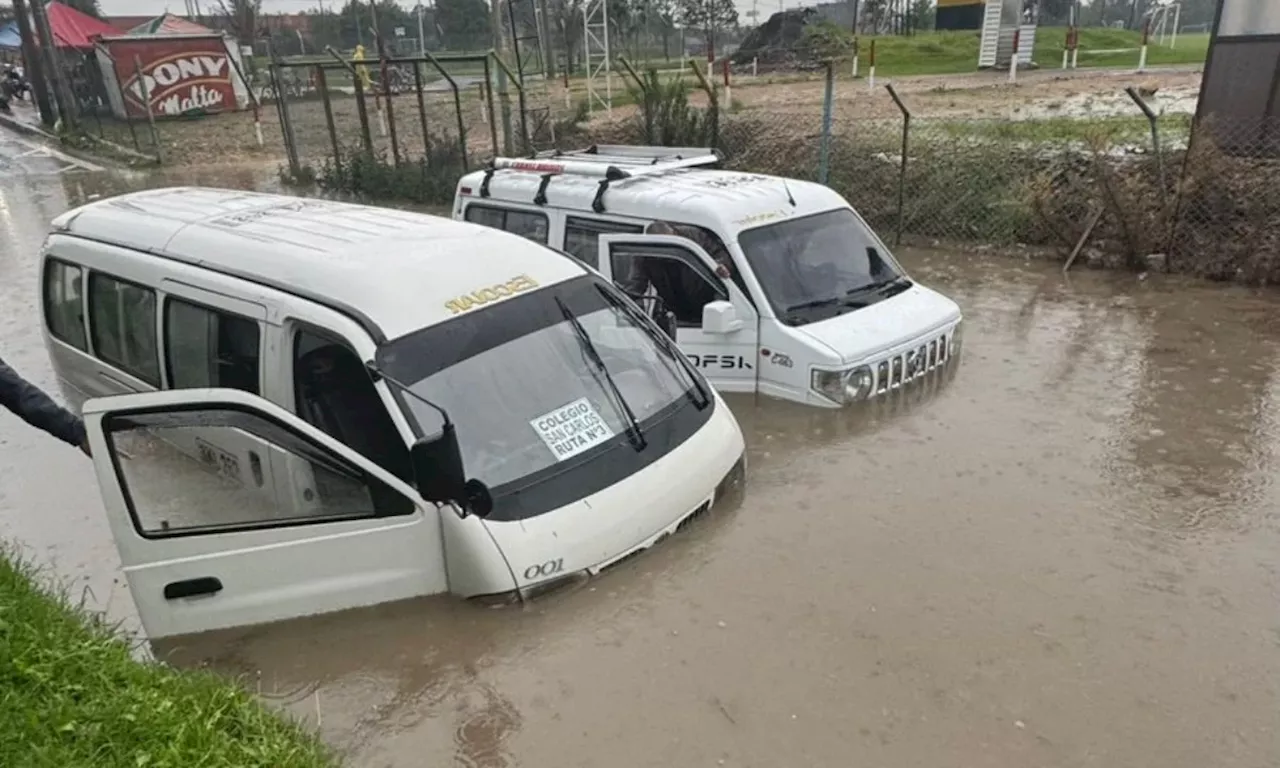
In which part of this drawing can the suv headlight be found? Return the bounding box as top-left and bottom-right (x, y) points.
(811, 365), (874, 405)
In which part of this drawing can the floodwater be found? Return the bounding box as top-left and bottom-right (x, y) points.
(1, 145), (1278, 768)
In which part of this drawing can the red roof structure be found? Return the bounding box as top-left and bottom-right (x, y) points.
(44, 1), (119, 49)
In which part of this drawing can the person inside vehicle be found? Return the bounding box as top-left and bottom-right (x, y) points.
(619, 221), (733, 326)
(0, 354), (89, 455)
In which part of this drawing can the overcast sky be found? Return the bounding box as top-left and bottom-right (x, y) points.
(96, 0), (794, 20)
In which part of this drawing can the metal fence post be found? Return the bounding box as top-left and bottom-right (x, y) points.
(818, 61), (835, 184)
(133, 55), (162, 164)
(316, 65), (341, 164)
(325, 46), (373, 156)
(412, 61), (431, 160)
(376, 42), (402, 164)
(268, 40), (301, 177)
(482, 55), (500, 157)
(885, 84), (911, 246)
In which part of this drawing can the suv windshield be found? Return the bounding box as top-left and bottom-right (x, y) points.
(737, 208), (910, 325)
(375, 275), (712, 521)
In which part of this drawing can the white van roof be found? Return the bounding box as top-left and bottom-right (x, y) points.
(51, 187), (586, 341)
(458, 164), (848, 232)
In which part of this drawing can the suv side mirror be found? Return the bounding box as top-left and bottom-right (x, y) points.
(701, 300), (743, 334)
(409, 424), (493, 518)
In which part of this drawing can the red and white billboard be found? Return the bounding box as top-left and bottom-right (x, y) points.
(96, 34), (249, 119)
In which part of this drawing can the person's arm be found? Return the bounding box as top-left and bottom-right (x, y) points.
(0, 355), (87, 450)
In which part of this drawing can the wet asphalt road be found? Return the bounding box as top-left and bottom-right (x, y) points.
(0, 133), (1277, 767)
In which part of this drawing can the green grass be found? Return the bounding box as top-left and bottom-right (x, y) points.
(0, 551), (337, 768)
(854, 27), (1208, 76)
(922, 112), (1193, 143)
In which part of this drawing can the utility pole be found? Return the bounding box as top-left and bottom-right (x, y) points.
(30, 0), (75, 130)
(490, 0), (514, 154)
(416, 1), (424, 53)
(537, 0), (555, 79)
(10, 0), (54, 126)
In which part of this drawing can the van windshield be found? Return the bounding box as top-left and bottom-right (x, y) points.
(737, 208), (909, 325)
(375, 275), (713, 522)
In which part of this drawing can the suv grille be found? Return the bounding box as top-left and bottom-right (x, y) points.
(874, 330), (955, 396)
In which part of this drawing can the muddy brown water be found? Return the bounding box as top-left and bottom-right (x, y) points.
(0, 156), (1277, 767)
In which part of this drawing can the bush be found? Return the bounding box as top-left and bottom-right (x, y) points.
(0, 550), (335, 768)
(627, 69), (717, 148)
(287, 138), (469, 206)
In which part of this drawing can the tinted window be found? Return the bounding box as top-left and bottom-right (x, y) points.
(293, 330), (413, 484)
(563, 217), (643, 270)
(89, 274), (160, 386)
(464, 205), (549, 244)
(43, 259), (87, 351)
(106, 406), (412, 537)
(165, 299), (261, 394)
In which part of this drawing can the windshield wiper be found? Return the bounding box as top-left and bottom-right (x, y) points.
(555, 296), (647, 452)
(594, 284), (710, 411)
(786, 296), (843, 313)
(846, 275), (912, 297)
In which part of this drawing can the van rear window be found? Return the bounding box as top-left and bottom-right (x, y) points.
(89, 274), (160, 387)
(43, 259), (87, 352)
(464, 204), (549, 244)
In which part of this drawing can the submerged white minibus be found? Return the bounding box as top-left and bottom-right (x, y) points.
(40, 187), (745, 639)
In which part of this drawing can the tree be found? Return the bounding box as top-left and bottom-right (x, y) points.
(0, 4), (12, 24)
(651, 0), (678, 59)
(436, 0), (490, 50)
(908, 0), (933, 31)
(677, 0), (736, 56)
(213, 0), (262, 44)
(550, 0), (583, 74)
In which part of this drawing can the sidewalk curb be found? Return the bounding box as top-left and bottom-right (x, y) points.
(0, 110), (155, 167)
(0, 110), (58, 141)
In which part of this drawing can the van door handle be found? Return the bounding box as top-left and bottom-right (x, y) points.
(163, 577), (223, 600)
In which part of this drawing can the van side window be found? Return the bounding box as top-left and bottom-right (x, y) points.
(165, 298), (261, 394)
(463, 205), (549, 244)
(614, 244), (728, 327)
(564, 217), (644, 270)
(88, 274), (160, 386)
(293, 330), (413, 486)
(43, 259), (87, 351)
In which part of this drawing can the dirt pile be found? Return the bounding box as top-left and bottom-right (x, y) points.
(731, 9), (823, 70)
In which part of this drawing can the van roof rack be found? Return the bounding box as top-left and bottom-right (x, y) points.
(482, 145), (724, 213)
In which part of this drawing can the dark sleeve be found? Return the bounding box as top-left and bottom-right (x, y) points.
(0, 355), (86, 448)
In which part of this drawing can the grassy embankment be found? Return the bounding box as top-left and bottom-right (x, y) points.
(0, 551), (337, 768)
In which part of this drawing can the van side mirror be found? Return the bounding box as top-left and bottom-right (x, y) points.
(409, 423), (493, 518)
(701, 300), (743, 334)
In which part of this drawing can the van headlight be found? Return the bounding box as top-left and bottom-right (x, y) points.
(811, 365), (874, 405)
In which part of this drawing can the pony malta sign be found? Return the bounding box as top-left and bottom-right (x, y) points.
(96, 35), (249, 119)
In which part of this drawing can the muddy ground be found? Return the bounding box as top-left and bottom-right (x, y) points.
(53, 64), (1205, 170)
(1, 131), (1276, 768)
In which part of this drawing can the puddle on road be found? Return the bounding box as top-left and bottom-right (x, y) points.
(1, 164), (1278, 767)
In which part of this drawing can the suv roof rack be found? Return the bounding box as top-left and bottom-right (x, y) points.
(481, 145), (725, 213)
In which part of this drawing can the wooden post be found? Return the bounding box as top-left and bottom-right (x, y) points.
(1138, 18), (1150, 72)
(868, 39), (876, 92)
(1009, 28), (1020, 83)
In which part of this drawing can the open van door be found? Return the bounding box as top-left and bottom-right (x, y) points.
(598, 234), (758, 393)
(84, 387), (449, 640)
